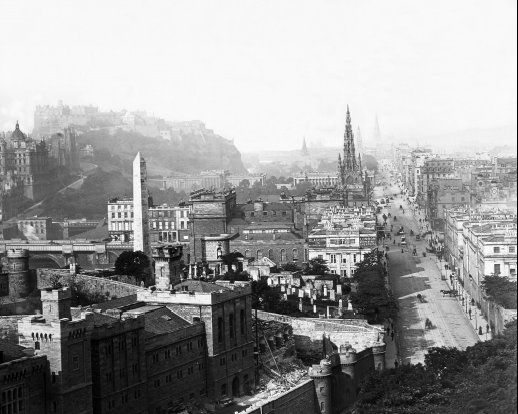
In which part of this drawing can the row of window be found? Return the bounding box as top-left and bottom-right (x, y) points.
(217, 310), (247, 343)
(243, 248), (299, 261)
(151, 339), (204, 364)
(152, 363), (205, 388)
(493, 246), (515, 254)
(248, 210), (288, 217)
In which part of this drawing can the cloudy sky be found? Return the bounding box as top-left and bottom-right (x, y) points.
(0, 0), (516, 151)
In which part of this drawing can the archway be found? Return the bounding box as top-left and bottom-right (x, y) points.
(29, 254), (64, 269)
(232, 376), (240, 397)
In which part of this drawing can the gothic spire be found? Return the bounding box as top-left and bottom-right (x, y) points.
(343, 105), (357, 172)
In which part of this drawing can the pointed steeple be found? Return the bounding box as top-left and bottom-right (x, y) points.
(301, 137), (308, 156)
(343, 105), (357, 172)
(373, 115), (381, 142)
(356, 126), (363, 156)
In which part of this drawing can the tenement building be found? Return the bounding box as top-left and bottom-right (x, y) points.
(107, 197), (190, 244)
(307, 206), (377, 277)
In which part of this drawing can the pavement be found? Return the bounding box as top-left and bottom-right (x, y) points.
(376, 182), (481, 366)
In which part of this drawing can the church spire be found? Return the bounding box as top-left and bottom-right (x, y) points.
(343, 105), (357, 172)
(301, 137), (308, 156)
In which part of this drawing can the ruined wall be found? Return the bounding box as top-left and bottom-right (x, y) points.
(256, 311), (384, 361)
(37, 269), (140, 299)
(239, 379), (317, 414)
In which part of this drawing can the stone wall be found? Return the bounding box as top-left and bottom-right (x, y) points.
(239, 379), (317, 414)
(37, 269), (140, 299)
(257, 311), (384, 361)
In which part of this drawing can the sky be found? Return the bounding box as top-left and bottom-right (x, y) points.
(0, 0), (516, 152)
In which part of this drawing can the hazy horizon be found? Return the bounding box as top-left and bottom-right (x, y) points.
(1, 0), (516, 152)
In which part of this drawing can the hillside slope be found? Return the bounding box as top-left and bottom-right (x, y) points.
(77, 127), (247, 175)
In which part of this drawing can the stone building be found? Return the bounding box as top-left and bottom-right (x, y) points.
(0, 122), (51, 201)
(0, 343), (47, 414)
(137, 280), (256, 400)
(17, 288), (95, 414)
(107, 198), (191, 244)
(307, 206), (377, 277)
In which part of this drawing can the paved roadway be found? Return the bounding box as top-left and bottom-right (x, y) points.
(375, 183), (479, 365)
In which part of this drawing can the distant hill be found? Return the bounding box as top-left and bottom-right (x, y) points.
(76, 126), (247, 176)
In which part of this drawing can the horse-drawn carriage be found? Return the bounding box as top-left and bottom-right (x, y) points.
(440, 289), (458, 297)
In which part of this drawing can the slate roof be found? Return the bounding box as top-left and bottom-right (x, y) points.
(91, 294), (138, 312)
(0, 340), (27, 362)
(123, 305), (192, 338)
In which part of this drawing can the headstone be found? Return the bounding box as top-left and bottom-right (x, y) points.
(336, 285), (342, 295)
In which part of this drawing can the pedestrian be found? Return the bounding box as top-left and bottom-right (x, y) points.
(468, 308), (472, 319)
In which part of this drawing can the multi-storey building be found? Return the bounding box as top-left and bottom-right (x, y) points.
(17, 288), (95, 414)
(307, 206), (377, 277)
(17, 216), (56, 240)
(107, 198), (190, 243)
(107, 197), (134, 242)
(137, 280), (256, 400)
(0, 122), (51, 201)
(461, 220), (517, 304)
(293, 172), (339, 187)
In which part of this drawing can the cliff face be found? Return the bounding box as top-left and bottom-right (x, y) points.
(76, 126), (246, 175)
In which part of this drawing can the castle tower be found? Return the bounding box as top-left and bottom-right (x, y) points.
(133, 152), (151, 258)
(153, 245), (184, 289)
(17, 287), (94, 414)
(7, 248), (31, 298)
(309, 357), (335, 414)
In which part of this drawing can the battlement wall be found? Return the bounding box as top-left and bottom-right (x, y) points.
(238, 379), (316, 414)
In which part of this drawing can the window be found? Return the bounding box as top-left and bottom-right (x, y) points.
(510, 246), (516, 254)
(257, 250), (263, 259)
(218, 318), (224, 343)
(494, 247), (501, 253)
(293, 249), (298, 260)
(494, 264), (501, 275)
(229, 313), (235, 339)
(72, 355), (79, 370)
(240, 309), (246, 335)
(280, 249), (286, 262)
(329, 254), (336, 264)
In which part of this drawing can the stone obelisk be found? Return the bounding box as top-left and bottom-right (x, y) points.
(133, 152), (151, 257)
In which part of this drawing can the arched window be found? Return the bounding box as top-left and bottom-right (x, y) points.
(216, 247), (222, 259)
(268, 249), (274, 260)
(256, 250), (263, 259)
(244, 250), (250, 258)
(280, 249), (286, 262)
(292, 249), (298, 260)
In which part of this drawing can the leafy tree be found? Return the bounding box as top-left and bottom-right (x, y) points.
(282, 262), (302, 272)
(303, 257), (330, 275)
(114, 251), (151, 284)
(481, 276), (517, 308)
(352, 320), (517, 414)
(350, 252), (398, 323)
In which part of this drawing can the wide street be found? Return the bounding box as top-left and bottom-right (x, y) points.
(375, 182), (480, 365)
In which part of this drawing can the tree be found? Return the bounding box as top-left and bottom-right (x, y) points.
(238, 179), (250, 188)
(282, 262), (302, 272)
(481, 276), (517, 308)
(114, 251), (151, 284)
(352, 320), (517, 414)
(303, 257), (329, 275)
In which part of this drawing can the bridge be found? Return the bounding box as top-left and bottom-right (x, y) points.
(0, 240), (133, 269)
